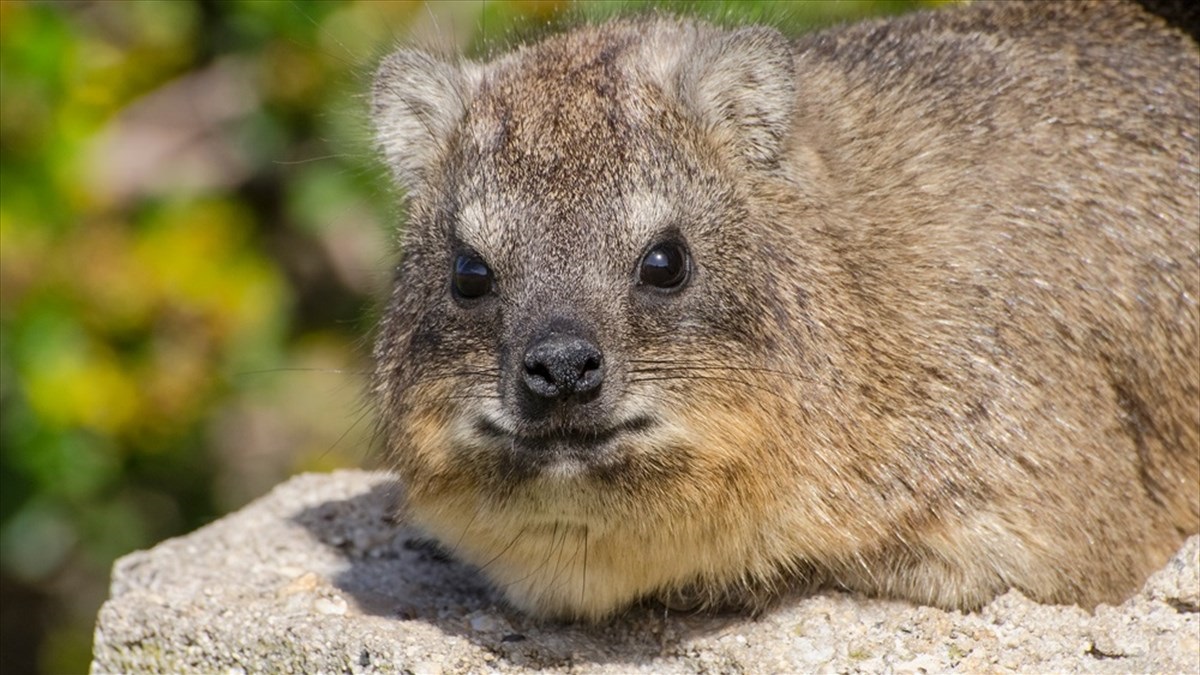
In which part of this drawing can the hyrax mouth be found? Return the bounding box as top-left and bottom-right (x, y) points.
(473, 415), (657, 477)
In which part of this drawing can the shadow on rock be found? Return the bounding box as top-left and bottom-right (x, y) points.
(290, 479), (744, 670)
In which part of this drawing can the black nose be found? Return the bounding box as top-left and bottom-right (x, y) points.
(523, 334), (604, 399)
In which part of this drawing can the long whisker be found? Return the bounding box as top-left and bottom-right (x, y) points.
(581, 524), (589, 608)
(474, 525), (526, 575)
(233, 367), (370, 377)
(319, 404), (376, 462)
(628, 373), (792, 398)
(498, 522), (563, 590)
(450, 507), (481, 557)
(628, 360), (816, 381)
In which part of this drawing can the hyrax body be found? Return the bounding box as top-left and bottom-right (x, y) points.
(372, 1), (1199, 620)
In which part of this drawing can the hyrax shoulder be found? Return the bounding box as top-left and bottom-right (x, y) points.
(371, 1), (1200, 620)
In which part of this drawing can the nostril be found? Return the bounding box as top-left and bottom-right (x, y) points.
(523, 354), (559, 397)
(525, 361), (551, 381)
(574, 351), (603, 394)
(582, 354), (601, 373)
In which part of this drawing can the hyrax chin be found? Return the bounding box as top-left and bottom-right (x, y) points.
(371, 1), (1199, 620)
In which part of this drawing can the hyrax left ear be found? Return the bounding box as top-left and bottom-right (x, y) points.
(373, 49), (477, 195)
(680, 26), (796, 167)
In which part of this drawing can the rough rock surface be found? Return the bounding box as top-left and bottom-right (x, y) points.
(92, 471), (1200, 674)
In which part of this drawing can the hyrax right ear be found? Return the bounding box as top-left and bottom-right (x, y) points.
(679, 26), (796, 167)
(373, 50), (476, 194)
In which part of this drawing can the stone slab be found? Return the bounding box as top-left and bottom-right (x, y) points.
(92, 470), (1200, 673)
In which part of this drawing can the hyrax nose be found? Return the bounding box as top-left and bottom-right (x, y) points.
(522, 334), (604, 399)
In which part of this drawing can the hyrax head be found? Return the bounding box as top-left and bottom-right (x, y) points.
(372, 18), (801, 617)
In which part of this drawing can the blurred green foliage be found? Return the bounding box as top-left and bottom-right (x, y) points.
(0, 1), (934, 672)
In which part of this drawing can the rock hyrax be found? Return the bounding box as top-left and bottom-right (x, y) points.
(371, 1), (1199, 620)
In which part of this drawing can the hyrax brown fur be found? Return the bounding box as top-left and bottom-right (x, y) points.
(371, 1), (1200, 620)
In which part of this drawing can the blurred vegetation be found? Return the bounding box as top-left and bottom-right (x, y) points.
(0, 1), (934, 672)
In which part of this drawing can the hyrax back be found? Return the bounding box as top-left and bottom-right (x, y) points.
(372, 1), (1199, 619)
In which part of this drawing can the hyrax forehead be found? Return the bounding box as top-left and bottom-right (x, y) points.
(472, 23), (657, 161)
(452, 24), (710, 262)
(374, 15), (796, 203)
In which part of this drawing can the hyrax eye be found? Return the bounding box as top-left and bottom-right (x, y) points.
(452, 253), (493, 299)
(637, 241), (690, 290)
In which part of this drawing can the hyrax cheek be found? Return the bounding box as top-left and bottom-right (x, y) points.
(662, 396), (794, 494)
(394, 379), (487, 475)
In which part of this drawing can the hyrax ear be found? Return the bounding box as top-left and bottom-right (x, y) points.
(679, 26), (796, 166)
(373, 49), (476, 194)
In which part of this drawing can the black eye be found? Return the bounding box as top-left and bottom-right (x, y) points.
(452, 253), (493, 299)
(638, 241), (689, 290)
